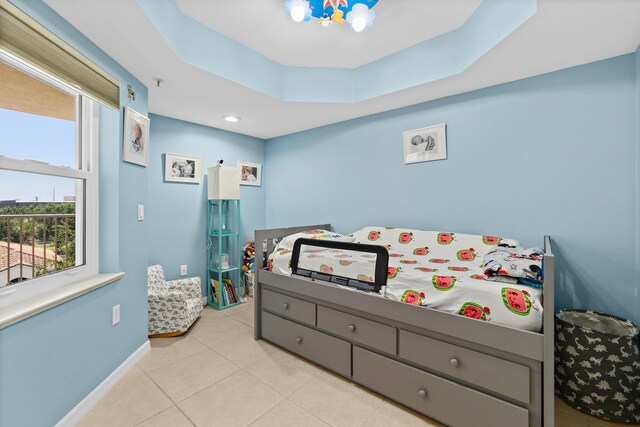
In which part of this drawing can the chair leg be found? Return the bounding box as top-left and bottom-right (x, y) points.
(148, 330), (186, 338)
(148, 316), (201, 338)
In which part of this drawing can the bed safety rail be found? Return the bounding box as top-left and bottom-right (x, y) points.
(291, 238), (389, 293)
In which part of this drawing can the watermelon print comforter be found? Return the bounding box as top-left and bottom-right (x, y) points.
(268, 226), (544, 332)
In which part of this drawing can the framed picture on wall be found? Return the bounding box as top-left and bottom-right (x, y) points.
(164, 153), (201, 184)
(123, 107), (150, 167)
(403, 124), (447, 164)
(237, 161), (261, 186)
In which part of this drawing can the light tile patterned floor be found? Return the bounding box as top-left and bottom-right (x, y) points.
(78, 300), (606, 426)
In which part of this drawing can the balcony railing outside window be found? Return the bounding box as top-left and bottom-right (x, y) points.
(1, 213), (76, 287)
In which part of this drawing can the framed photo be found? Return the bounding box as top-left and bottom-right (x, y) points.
(403, 124), (447, 164)
(123, 107), (150, 167)
(164, 153), (201, 184)
(237, 161), (261, 186)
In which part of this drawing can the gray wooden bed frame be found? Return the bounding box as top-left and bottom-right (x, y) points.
(254, 224), (555, 427)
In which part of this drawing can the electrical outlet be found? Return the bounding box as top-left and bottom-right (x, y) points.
(180, 265), (188, 276)
(137, 205), (144, 221)
(112, 304), (120, 326)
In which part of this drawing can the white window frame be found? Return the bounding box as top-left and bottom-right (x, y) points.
(0, 52), (99, 308)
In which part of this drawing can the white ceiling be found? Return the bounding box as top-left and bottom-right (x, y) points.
(45, 0), (640, 140)
(176, 0), (483, 69)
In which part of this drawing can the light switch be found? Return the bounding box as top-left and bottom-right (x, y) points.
(137, 204), (144, 221)
(112, 305), (120, 326)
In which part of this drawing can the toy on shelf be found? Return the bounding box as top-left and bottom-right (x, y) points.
(242, 241), (267, 297)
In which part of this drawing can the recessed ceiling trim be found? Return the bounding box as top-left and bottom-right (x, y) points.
(137, 0), (536, 104)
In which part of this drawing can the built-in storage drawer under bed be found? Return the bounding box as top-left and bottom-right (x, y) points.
(262, 288), (316, 326)
(317, 306), (397, 355)
(261, 311), (352, 377)
(353, 346), (529, 427)
(398, 330), (530, 403)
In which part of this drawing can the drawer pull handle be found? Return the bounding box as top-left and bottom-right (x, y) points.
(348, 324), (356, 332)
(283, 303), (290, 309)
(418, 389), (427, 398)
(296, 337), (303, 344)
(450, 358), (460, 368)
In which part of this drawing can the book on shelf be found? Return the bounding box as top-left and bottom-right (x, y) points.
(225, 281), (237, 303)
(212, 278), (236, 305)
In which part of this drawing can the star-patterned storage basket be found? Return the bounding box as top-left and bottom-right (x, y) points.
(555, 309), (640, 423)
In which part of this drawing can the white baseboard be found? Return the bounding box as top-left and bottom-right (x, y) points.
(56, 340), (150, 427)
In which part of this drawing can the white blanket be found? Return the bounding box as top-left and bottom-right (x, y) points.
(269, 226), (544, 332)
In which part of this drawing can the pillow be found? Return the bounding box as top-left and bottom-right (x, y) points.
(275, 229), (356, 252)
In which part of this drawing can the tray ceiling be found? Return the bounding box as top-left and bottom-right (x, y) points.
(44, 0), (640, 139)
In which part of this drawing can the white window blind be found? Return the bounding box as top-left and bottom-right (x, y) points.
(0, 0), (120, 110)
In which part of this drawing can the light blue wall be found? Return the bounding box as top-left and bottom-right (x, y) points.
(266, 55), (639, 325)
(146, 115), (266, 289)
(0, 1), (149, 426)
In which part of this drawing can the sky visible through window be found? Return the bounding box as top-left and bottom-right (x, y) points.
(0, 108), (76, 202)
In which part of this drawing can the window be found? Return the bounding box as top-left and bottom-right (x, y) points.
(0, 53), (99, 306)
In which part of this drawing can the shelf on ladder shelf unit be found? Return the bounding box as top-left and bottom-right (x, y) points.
(207, 199), (243, 310)
(208, 266), (240, 274)
(210, 229), (238, 237)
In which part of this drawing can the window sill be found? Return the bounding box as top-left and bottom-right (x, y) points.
(0, 272), (125, 330)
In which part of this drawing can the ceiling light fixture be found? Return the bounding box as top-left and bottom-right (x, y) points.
(286, 0), (378, 32)
(286, 0), (311, 23)
(346, 4), (375, 32)
(223, 115), (241, 123)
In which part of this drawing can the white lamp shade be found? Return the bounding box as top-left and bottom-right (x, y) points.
(208, 166), (240, 200)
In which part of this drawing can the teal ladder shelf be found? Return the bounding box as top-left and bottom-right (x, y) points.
(207, 199), (242, 310)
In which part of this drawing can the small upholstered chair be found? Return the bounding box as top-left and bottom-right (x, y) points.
(147, 264), (203, 337)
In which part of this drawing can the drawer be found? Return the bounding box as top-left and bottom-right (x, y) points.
(262, 289), (316, 326)
(353, 347), (528, 427)
(317, 306), (397, 355)
(398, 330), (530, 404)
(262, 311), (351, 377)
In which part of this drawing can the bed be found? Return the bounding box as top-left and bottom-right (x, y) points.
(254, 224), (555, 427)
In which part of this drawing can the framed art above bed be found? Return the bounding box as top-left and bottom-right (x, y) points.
(403, 123), (447, 164)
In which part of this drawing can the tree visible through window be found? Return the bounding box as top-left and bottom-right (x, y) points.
(0, 201), (77, 285)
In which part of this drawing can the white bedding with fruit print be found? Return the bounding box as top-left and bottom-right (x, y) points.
(268, 227), (543, 332)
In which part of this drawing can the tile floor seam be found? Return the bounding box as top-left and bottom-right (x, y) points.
(145, 355), (240, 406)
(291, 403), (334, 427)
(286, 397), (332, 426)
(175, 404), (198, 426)
(241, 364), (301, 400)
(246, 398), (287, 427)
(175, 370), (285, 427)
(287, 371), (386, 427)
(143, 347), (209, 375)
(358, 404), (383, 427)
(139, 339), (209, 373)
(125, 372), (175, 427)
(194, 337), (257, 370)
(144, 371), (181, 405)
(130, 404), (171, 427)
(190, 320), (253, 347)
(355, 395), (385, 427)
(223, 343), (281, 371)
